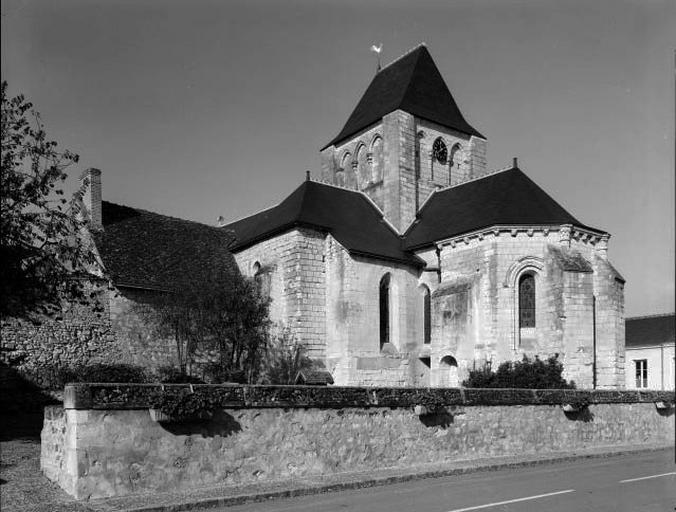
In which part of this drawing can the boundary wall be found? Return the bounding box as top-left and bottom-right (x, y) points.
(42, 384), (675, 500)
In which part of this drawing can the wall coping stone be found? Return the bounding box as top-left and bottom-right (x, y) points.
(63, 383), (675, 410)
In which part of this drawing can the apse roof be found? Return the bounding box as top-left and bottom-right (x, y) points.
(404, 167), (604, 250)
(323, 45), (484, 149)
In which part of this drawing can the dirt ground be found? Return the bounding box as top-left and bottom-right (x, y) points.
(0, 412), (93, 512)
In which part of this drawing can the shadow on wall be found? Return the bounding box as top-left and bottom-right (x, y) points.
(563, 408), (595, 423)
(0, 363), (60, 441)
(656, 406), (675, 418)
(157, 410), (242, 438)
(419, 406), (456, 428)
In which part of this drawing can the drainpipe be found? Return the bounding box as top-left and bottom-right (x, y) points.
(592, 296), (597, 389)
(661, 343), (664, 390)
(435, 246), (442, 284)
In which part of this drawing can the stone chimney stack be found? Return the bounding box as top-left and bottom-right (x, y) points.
(80, 168), (103, 232)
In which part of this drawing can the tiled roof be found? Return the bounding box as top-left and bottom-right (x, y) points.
(625, 314), (675, 348)
(222, 180), (423, 267)
(404, 167), (604, 249)
(323, 45), (483, 149)
(94, 201), (237, 290)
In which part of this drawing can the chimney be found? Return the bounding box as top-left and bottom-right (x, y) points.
(80, 168), (103, 232)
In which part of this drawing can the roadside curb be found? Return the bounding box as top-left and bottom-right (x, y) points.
(110, 446), (671, 512)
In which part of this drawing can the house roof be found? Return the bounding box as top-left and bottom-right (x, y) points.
(625, 314), (675, 348)
(404, 167), (604, 250)
(323, 45), (483, 149)
(94, 201), (238, 290)
(222, 180), (423, 267)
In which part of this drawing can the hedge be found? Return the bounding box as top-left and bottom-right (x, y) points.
(63, 383), (675, 411)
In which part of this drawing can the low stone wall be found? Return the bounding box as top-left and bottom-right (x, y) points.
(42, 384), (675, 500)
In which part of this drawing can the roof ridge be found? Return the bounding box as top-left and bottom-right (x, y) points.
(377, 43), (427, 74)
(102, 200), (223, 231)
(435, 165), (516, 193)
(626, 313), (675, 320)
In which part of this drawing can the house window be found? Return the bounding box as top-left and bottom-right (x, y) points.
(379, 274), (390, 349)
(519, 273), (536, 328)
(634, 359), (648, 388)
(422, 285), (431, 344)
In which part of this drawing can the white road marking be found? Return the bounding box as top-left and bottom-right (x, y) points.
(445, 489), (576, 512)
(619, 472), (676, 483)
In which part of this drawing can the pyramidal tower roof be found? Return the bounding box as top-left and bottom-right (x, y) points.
(323, 44), (484, 149)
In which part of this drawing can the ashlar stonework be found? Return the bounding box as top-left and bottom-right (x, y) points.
(225, 44), (626, 388)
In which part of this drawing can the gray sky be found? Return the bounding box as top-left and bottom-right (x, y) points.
(2, 0), (674, 317)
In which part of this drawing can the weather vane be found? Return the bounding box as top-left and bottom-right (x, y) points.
(371, 43), (383, 72)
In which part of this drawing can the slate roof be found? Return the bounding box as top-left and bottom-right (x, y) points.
(323, 45), (483, 149)
(404, 167), (604, 250)
(625, 314), (675, 348)
(94, 201), (237, 290)
(222, 180), (422, 267)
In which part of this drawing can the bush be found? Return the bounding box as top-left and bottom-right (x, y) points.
(259, 327), (314, 385)
(154, 365), (204, 384)
(463, 354), (575, 389)
(200, 363), (247, 384)
(68, 363), (149, 384)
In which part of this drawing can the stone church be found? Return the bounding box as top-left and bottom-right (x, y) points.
(224, 44), (626, 389)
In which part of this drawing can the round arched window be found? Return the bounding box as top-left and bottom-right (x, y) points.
(432, 138), (448, 165)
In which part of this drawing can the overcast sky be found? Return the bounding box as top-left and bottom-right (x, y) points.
(2, 0), (674, 317)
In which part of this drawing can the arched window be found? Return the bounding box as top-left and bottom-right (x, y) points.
(421, 285), (431, 344)
(432, 138), (448, 164)
(519, 273), (536, 328)
(432, 137), (448, 183)
(370, 136), (383, 182)
(253, 261), (272, 298)
(379, 274), (391, 349)
(356, 144), (368, 188)
(450, 143), (463, 184)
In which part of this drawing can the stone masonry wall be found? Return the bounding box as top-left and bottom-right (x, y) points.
(1, 282), (179, 388)
(324, 236), (431, 386)
(435, 226), (623, 388)
(234, 228), (327, 358)
(108, 288), (177, 369)
(44, 398), (674, 500)
(1, 282), (125, 388)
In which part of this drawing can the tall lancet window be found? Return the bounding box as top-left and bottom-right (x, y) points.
(379, 274), (391, 349)
(422, 285), (431, 344)
(519, 273), (536, 328)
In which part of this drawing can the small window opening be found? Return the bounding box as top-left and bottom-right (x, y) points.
(379, 274), (391, 349)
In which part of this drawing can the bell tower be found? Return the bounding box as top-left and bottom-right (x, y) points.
(321, 44), (487, 233)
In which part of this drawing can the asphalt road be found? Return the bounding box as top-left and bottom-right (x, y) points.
(219, 449), (675, 512)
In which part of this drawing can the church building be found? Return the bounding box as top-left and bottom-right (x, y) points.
(223, 44), (626, 389)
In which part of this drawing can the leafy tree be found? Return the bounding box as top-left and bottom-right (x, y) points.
(1, 81), (96, 319)
(463, 354), (575, 389)
(139, 264), (272, 384)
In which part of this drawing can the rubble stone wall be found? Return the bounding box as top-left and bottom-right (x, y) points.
(42, 386), (674, 500)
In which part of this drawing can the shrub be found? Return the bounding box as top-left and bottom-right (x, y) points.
(69, 363), (149, 383)
(200, 363), (246, 384)
(463, 354), (575, 389)
(154, 365), (204, 384)
(259, 327), (314, 385)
